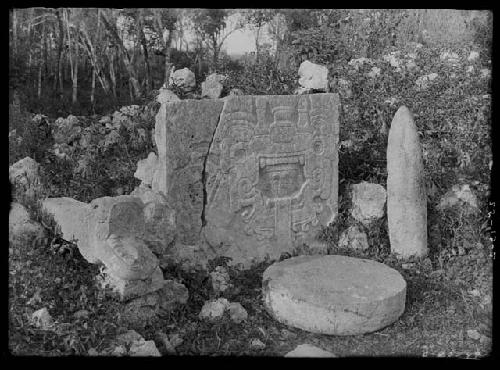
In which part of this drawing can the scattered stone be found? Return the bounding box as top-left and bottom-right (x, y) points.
(467, 329), (481, 341)
(228, 302), (248, 323)
(415, 73), (439, 90)
(88, 348), (99, 356)
(121, 292), (160, 327)
(52, 115), (81, 144)
(438, 184), (479, 213)
(348, 57), (374, 71)
(110, 345), (127, 356)
(367, 66), (381, 78)
(116, 330), (144, 346)
(480, 68), (491, 79)
(338, 226), (369, 251)
(73, 309), (90, 319)
(401, 263), (415, 270)
(31, 308), (54, 329)
(250, 339), (266, 349)
(298, 60), (328, 91)
(466, 65), (474, 74)
(285, 344), (336, 358)
(9, 202), (45, 243)
(158, 280), (189, 311)
(387, 106), (427, 258)
(228, 88), (244, 96)
(199, 298), (230, 320)
(210, 266), (231, 294)
(439, 51), (460, 66)
(129, 340), (161, 357)
(468, 51), (480, 62)
(134, 152), (159, 187)
(383, 52), (402, 71)
(469, 289), (481, 297)
(9, 156), (44, 200)
(263, 255), (406, 335)
(156, 88), (180, 104)
(336, 78), (352, 98)
(169, 68), (196, 92)
(350, 182), (387, 225)
(202, 73), (226, 99)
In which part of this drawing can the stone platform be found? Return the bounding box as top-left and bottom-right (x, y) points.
(262, 255), (406, 335)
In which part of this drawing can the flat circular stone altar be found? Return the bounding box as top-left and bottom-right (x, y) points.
(262, 255), (406, 335)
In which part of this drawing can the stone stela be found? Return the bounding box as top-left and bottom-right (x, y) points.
(153, 94), (340, 266)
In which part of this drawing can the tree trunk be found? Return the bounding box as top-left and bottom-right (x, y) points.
(37, 63), (42, 98)
(56, 9), (65, 99)
(90, 66), (95, 107)
(109, 49), (117, 98)
(72, 40), (78, 104)
(11, 9), (17, 57)
(137, 11), (151, 92)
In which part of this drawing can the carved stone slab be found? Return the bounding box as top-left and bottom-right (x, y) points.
(154, 99), (224, 245)
(203, 94), (340, 265)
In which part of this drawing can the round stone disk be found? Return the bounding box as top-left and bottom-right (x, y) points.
(262, 255), (406, 335)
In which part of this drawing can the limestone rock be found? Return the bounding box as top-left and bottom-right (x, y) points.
(250, 339), (266, 349)
(228, 88), (244, 96)
(350, 182), (387, 225)
(203, 94), (340, 268)
(298, 61), (328, 91)
(9, 157), (44, 200)
(130, 186), (176, 255)
(415, 73), (439, 90)
(153, 99), (224, 244)
(9, 202), (45, 243)
(199, 298), (230, 320)
(43, 196), (164, 300)
(438, 184), (479, 213)
(163, 243), (212, 272)
(156, 88), (180, 104)
(158, 280), (189, 311)
(263, 255), (406, 335)
(129, 340), (161, 357)
(285, 344), (336, 358)
(134, 152), (159, 187)
(31, 308), (54, 329)
(439, 51), (460, 66)
(121, 292), (160, 326)
(228, 302), (248, 323)
(52, 115), (81, 144)
(202, 73), (226, 99)
(367, 66), (381, 78)
(337, 78), (352, 98)
(338, 226), (369, 250)
(387, 106), (427, 258)
(116, 329), (144, 346)
(169, 68), (196, 92)
(468, 51), (480, 62)
(210, 266), (231, 294)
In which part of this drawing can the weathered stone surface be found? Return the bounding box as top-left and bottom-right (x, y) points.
(438, 184), (479, 213)
(153, 99), (225, 244)
(228, 302), (248, 323)
(204, 94), (340, 267)
(42, 196), (164, 300)
(52, 115), (81, 144)
(210, 266), (231, 294)
(31, 308), (54, 329)
(298, 61), (329, 90)
(121, 291), (160, 326)
(262, 255), (406, 335)
(9, 202), (45, 242)
(129, 340), (161, 357)
(9, 157), (44, 200)
(338, 225), (369, 250)
(158, 280), (189, 311)
(130, 186), (176, 255)
(202, 73), (226, 99)
(199, 298), (230, 320)
(169, 68), (196, 92)
(156, 88), (180, 104)
(134, 152), (159, 187)
(387, 106), (427, 258)
(350, 181), (387, 225)
(285, 344), (336, 357)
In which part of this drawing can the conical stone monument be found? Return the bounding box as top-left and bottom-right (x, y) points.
(387, 106), (427, 258)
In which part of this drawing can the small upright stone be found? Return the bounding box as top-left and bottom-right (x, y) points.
(387, 106), (427, 258)
(298, 60), (329, 91)
(350, 182), (387, 225)
(285, 344), (336, 358)
(201, 73), (226, 99)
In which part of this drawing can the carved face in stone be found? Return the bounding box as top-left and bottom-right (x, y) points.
(90, 197), (158, 281)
